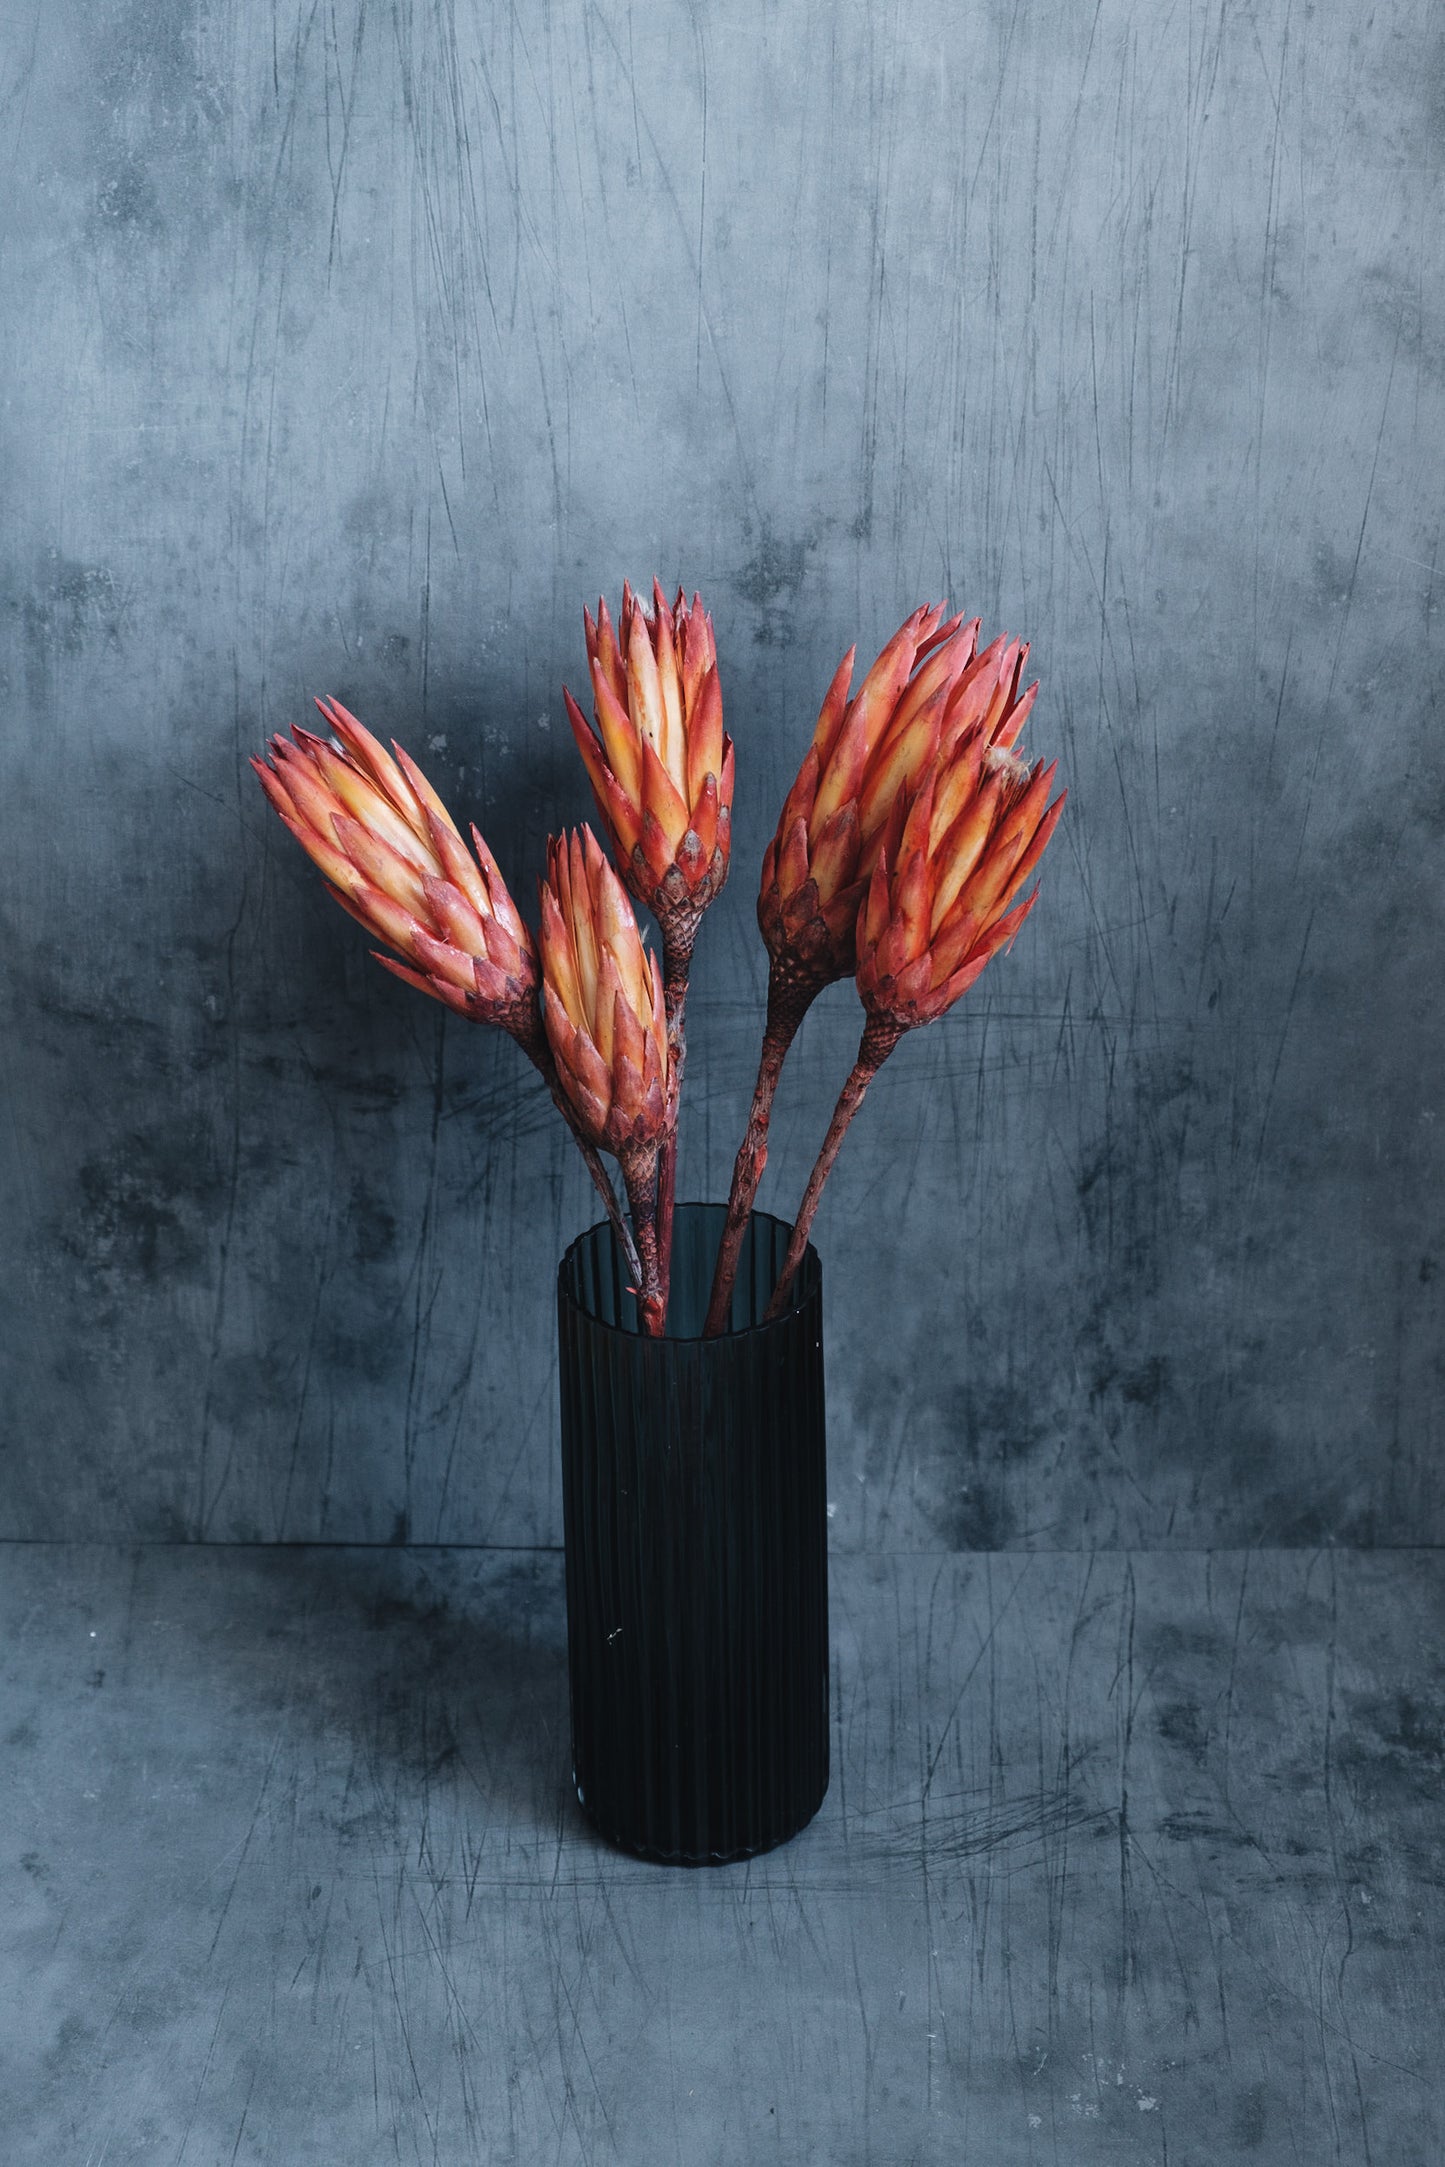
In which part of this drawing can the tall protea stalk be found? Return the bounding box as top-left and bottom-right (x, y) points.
(564, 582), (732, 1309)
(762, 729), (1066, 1321)
(538, 828), (671, 1335)
(253, 697), (641, 1285)
(704, 605), (1038, 1335)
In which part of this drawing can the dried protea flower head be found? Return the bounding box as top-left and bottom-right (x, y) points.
(757, 664), (1064, 1327)
(855, 629), (1038, 869)
(855, 733), (1065, 1034)
(252, 697), (539, 1044)
(705, 598), (1039, 1335)
(538, 827), (668, 1159)
(539, 825), (672, 1333)
(563, 580), (733, 932)
(255, 699), (651, 1286)
(759, 604), (1042, 999)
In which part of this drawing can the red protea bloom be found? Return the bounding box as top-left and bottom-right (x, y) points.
(855, 744), (1065, 1031)
(760, 686), (1065, 1323)
(538, 829), (668, 1157)
(706, 603), (1038, 1333)
(254, 698), (643, 1283)
(758, 608), (1041, 995)
(539, 827), (670, 1332)
(563, 581), (733, 927)
(252, 697), (537, 1041)
(563, 580), (733, 1305)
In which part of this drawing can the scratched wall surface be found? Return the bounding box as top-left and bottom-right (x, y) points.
(2, 0), (1440, 1544)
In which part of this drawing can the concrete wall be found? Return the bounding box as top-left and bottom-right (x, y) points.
(3, 0), (1440, 1545)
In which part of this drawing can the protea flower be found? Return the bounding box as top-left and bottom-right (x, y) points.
(563, 581), (733, 929)
(758, 608), (1041, 992)
(539, 827), (670, 1333)
(253, 698), (539, 1037)
(563, 580), (733, 1300)
(705, 602), (1037, 1333)
(761, 733), (1065, 1320)
(253, 697), (641, 1283)
(855, 745), (1064, 1033)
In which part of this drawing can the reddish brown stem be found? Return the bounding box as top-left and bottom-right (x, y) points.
(762, 1014), (906, 1322)
(517, 1024), (642, 1289)
(554, 1092), (643, 1289)
(702, 966), (820, 1337)
(655, 913), (698, 1321)
(619, 1141), (665, 1336)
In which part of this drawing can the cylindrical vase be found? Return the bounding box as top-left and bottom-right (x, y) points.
(556, 1202), (828, 1865)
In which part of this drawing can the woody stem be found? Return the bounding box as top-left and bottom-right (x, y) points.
(519, 1027), (642, 1288)
(762, 1015), (906, 1323)
(619, 1141), (665, 1337)
(702, 966), (818, 1337)
(656, 914), (699, 1322)
(559, 1103), (643, 1289)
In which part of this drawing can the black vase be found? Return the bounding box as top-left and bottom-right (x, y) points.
(556, 1203), (829, 1864)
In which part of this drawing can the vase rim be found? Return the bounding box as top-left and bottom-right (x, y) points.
(557, 1200), (821, 1344)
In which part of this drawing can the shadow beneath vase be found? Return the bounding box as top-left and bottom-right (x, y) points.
(163, 1543), (622, 1870)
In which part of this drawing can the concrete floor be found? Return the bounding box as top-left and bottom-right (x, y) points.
(2, 1544), (1441, 2163)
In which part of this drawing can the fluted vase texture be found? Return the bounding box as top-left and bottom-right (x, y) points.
(556, 1204), (828, 1864)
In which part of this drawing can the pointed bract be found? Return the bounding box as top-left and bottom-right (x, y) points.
(760, 604), (1029, 991)
(537, 826), (670, 1158)
(856, 693), (1065, 1031)
(564, 582), (732, 927)
(253, 698), (539, 1039)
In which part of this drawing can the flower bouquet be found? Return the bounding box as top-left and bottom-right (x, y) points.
(255, 583), (1064, 1861)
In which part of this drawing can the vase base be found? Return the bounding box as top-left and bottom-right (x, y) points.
(573, 1779), (828, 1867)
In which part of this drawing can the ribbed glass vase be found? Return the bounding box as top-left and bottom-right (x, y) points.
(556, 1203), (828, 1865)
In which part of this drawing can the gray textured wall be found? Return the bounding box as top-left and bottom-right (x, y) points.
(3, 0), (1440, 1546)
